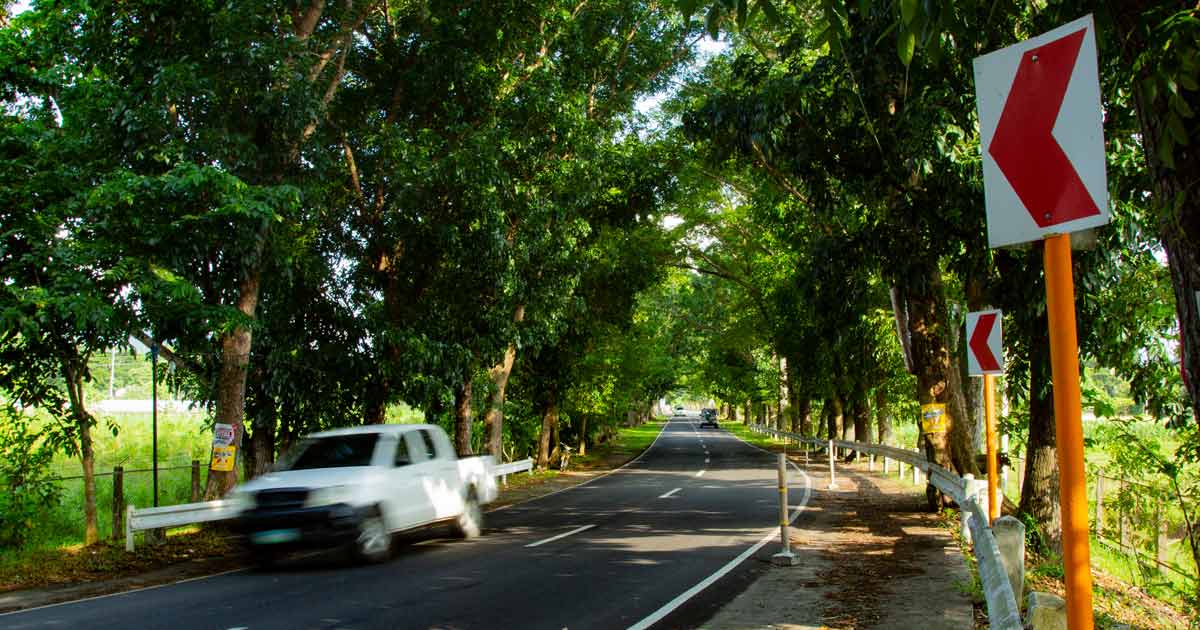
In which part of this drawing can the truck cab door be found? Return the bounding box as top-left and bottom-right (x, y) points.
(382, 433), (429, 530)
(414, 429), (463, 520)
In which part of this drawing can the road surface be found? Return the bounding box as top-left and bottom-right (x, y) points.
(1, 418), (811, 630)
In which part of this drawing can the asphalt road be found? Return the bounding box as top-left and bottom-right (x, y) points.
(1, 418), (811, 630)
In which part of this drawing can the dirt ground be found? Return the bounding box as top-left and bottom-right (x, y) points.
(702, 454), (976, 630)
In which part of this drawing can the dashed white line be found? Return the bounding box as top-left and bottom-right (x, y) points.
(659, 487), (682, 499)
(526, 524), (597, 548)
(705, 457), (710, 464)
(695, 469), (706, 477)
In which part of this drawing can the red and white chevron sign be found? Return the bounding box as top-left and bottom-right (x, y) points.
(966, 310), (1004, 376)
(973, 14), (1109, 248)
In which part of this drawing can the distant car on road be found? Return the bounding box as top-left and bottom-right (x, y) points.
(674, 405), (685, 414)
(230, 424), (497, 566)
(699, 408), (719, 428)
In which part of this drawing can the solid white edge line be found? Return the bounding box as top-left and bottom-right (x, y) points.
(0, 567), (249, 618)
(489, 420), (674, 513)
(625, 427), (814, 630)
(658, 488), (682, 499)
(525, 524), (597, 548)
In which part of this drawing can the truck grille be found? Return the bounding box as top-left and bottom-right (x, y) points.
(254, 488), (309, 510)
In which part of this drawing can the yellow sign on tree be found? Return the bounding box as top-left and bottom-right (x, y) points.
(210, 445), (237, 472)
(920, 403), (948, 434)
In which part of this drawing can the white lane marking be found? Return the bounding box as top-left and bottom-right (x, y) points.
(0, 567), (249, 618)
(695, 469), (706, 477)
(626, 429), (815, 630)
(490, 420), (673, 512)
(705, 457), (710, 464)
(525, 524), (597, 548)
(659, 487), (682, 499)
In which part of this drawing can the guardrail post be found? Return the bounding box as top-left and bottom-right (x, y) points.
(993, 516), (1026, 604)
(772, 454), (798, 566)
(883, 456), (890, 474)
(913, 455), (921, 485)
(190, 460), (201, 503)
(112, 466), (124, 542)
(868, 453), (875, 471)
(898, 459), (906, 481)
(827, 440), (837, 489)
(962, 474), (977, 544)
(125, 504), (135, 552)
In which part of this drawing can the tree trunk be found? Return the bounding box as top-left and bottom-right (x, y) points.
(1020, 307), (1063, 554)
(578, 414), (587, 457)
(1115, 5), (1200, 435)
(454, 377), (473, 456)
(823, 396), (842, 441)
(796, 398), (812, 436)
(63, 362), (97, 545)
(729, 403), (737, 422)
(851, 387), (871, 445)
(875, 387), (893, 446)
(250, 414), (275, 478)
(482, 305), (525, 459)
(744, 401), (751, 426)
(901, 267), (979, 479)
(537, 391), (558, 470)
(363, 397), (387, 424)
(204, 266), (262, 499)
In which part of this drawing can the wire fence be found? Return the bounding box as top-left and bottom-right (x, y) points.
(1002, 454), (1196, 586)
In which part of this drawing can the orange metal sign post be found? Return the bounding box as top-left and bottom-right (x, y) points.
(1044, 233), (1095, 628)
(984, 373), (999, 525)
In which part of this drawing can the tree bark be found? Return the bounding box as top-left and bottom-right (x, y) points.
(64, 361), (98, 546)
(482, 305), (525, 459)
(250, 414), (275, 478)
(823, 396), (842, 441)
(1020, 307), (1062, 553)
(795, 398), (812, 436)
(875, 387), (893, 446)
(578, 414), (587, 457)
(851, 386), (871, 444)
(454, 377), (473, 456)
(901, 267), (979, 479)
(537, 391), (558, 470)
(204, 265), (262, 499)
(1115, 4), (1200, 434)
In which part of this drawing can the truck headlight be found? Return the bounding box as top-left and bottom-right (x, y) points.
(304, 485), (352, 508)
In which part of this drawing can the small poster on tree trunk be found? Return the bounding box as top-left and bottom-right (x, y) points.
(920, 403), (948, 434)
(209, 423), (238, 471)
(210, 445), (237, 471)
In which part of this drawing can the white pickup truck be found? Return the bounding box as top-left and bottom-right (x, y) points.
(230, 424), (498, 565)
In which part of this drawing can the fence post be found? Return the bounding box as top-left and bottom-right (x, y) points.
(1118, 481), (1128, 548)
(827, 440), (837, 489)
(1000, 435), (1009, 500)
(191, 460), (201, 502)
(112, 466), (124, 542)
(1157, 507), (1167, 571)
(868, 453), (875, 471)
(1094, 475), (1104, 536)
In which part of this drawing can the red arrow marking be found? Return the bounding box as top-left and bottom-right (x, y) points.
(989, 29), (1099, 228)
(970, 313), (1001, 372)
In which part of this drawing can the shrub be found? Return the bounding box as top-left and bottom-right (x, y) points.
(0, 405), (62, 548)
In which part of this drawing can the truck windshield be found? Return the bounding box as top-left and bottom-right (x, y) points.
(280, 434), (380, 470)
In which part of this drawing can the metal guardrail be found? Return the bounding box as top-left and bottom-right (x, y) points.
(125, 499), (240, 552)
(749, 424), (1021, 630)
(493, 458), (534, 485)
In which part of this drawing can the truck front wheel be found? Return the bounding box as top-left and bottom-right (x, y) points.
(351, 510), (392, 563)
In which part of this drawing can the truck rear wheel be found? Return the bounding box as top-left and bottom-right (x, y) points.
(455, 489), (483, 539)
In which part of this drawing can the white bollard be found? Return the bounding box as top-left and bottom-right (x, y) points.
(773, 454), (798, 566)
(827, 440), (837, 489)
